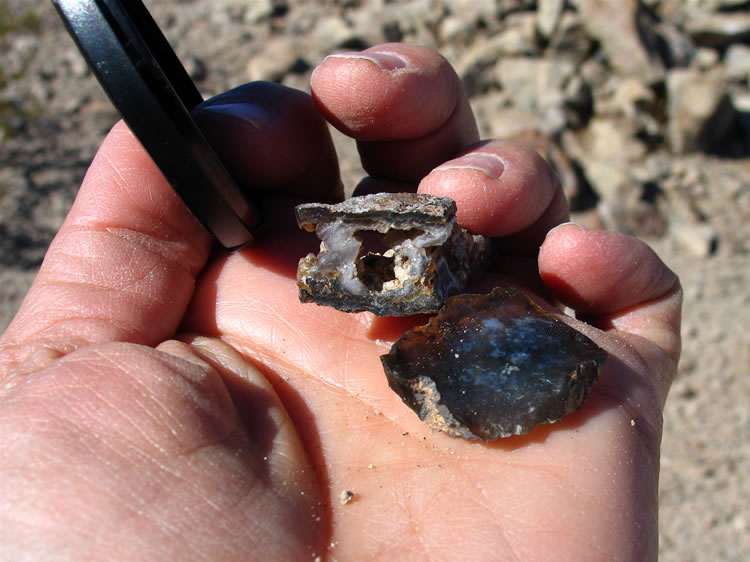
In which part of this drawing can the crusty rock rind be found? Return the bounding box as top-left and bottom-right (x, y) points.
(296, 193), (490, 316)
(296, 192), (457, 229)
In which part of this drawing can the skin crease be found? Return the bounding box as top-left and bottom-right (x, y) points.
(0, 44), (681, 561)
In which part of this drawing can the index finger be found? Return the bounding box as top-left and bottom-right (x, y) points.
(311, 43), (480, 183)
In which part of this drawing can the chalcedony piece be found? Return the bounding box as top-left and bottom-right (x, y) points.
(296, 193), (489, 316)
(381, 286), (609, 441)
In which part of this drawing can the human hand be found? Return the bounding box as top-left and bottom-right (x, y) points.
(0, 44), (681, 560)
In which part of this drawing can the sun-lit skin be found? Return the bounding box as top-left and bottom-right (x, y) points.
(0, 44), (680, 561)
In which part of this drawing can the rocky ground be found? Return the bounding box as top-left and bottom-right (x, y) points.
(1, 0), (749, 559)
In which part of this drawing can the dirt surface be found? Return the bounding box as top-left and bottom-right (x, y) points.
(1, 1), (748, 560)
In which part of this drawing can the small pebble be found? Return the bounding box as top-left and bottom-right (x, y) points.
(339, 490), (355, 505)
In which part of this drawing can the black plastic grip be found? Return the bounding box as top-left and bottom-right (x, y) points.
(52, 0), (260, 249)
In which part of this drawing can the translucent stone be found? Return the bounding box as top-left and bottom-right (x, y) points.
(381, 286), (609, 441)
(296, 193), (490, 316)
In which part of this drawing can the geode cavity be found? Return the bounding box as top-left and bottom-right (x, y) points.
(381, 286), (609, 441)
(296, 193), (490, 316)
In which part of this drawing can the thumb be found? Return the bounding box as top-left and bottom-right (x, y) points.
(0, 121), (213, 380)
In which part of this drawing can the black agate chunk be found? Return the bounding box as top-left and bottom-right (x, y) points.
(381, 286), (609, 441)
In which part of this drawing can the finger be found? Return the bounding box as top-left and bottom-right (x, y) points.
(418, 140), (568, 245)
(490, 187), (569, 255)
(539, 224), (682, 362)
(311, 43), (479, 183)
(0, 122), (213, 379)
(193, 82), (342, 201)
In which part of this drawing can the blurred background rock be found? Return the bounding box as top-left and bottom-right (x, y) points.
(1, 1), (748, 559)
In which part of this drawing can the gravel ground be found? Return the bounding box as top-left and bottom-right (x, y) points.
(1, 1), (748, 560)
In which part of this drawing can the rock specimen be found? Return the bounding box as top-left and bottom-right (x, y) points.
(381, 286), (609, 441)
(296, 193), (490, 316)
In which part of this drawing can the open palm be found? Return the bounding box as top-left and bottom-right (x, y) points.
(0, 45), (681, 561)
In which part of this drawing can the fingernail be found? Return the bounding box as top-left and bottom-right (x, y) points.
(433, 153), (505, 180)
(545, 222), (584, 239)
(326, 51), (409, 71)
(196, 102), (271, 130)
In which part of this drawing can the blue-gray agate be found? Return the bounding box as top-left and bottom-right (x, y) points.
(381, 286), (608, 441)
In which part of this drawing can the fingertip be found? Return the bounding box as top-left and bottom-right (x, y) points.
(542, 226), (678, 318)
(311, 43), (480, 184)
(418, 141), (562, 238)
(193, 82), (342, 200)
(539, 226), (683, 365)
(539, 226), (675, 311)
(311, 43), (460, 140)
